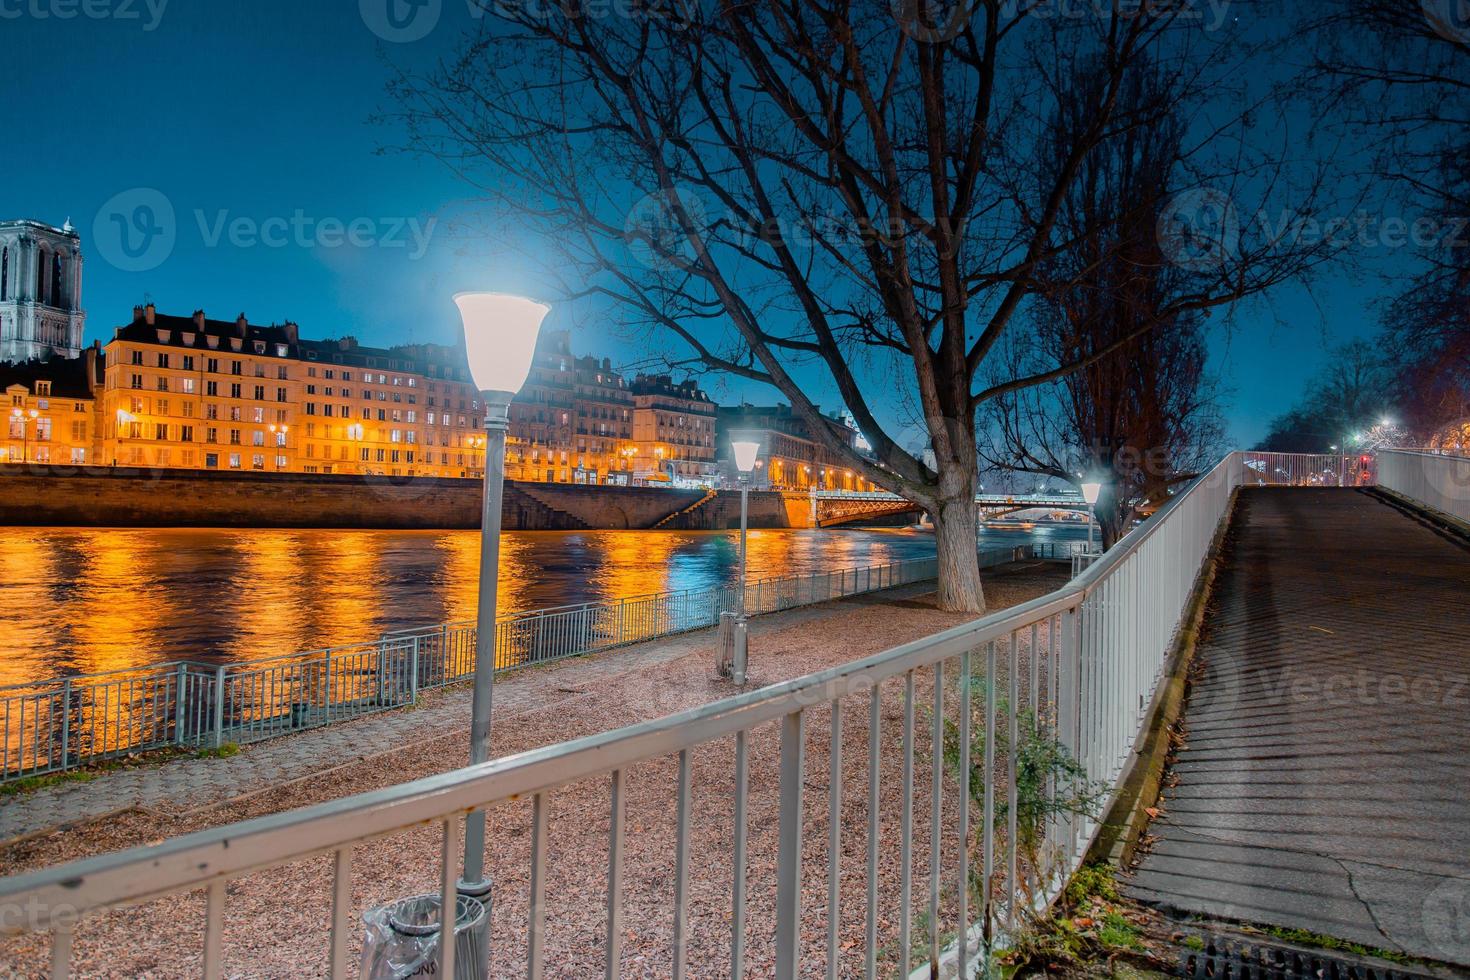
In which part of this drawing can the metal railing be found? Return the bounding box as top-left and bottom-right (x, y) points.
(1, 454), (1363, 979)
(1377, 448), (1470, 525)
(1239, 450), (1375, 487)
(0, 544), (1079, 784)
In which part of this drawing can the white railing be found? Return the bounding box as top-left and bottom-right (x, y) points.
(1377, 448), (1470, 525)
(1, 454), (1317, 979)
(0, 545), (1080, 784)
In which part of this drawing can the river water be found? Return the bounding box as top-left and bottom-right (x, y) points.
(0, 523), (1088, 687)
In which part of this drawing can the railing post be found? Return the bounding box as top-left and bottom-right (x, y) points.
(410, 639), (420, 704)
(212, 665), (226, 749)
(377, 645), (387, 706)
(323, 650), (332, 724)
(59, 678), (71, 770)
(774, 710), (806, 979)
(174, 663), (187, 746)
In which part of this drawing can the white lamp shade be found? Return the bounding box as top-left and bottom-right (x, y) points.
(1081, 482), (1103, 505)
(731, 440), (761, 474)
(454, 292), (551, 396)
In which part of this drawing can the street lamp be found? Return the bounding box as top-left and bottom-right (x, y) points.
(730, 436), (761, 685)
(268, 424), (289, 470)
(1081, 481), (1102, 554)
(11, 408), (38, 463)
(454, 292), (550, 916)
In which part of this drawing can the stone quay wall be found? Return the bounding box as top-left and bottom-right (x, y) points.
(0, 464), (804, 531)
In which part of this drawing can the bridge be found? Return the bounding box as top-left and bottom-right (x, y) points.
(804, 488), (1094, 528)
(5, 450), (1469, 977)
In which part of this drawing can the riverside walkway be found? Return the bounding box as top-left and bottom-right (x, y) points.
(1126, 487), (1470, 965)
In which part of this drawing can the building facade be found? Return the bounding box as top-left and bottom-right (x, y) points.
(631, 374), (717, 483)
(96, 305), (489, 476)
(0, 219), (87, 364)
(1, 350), (103, 465)
(506, 329), (638, 485)
(716, 404), (877, 491)
(0, 300), (884, 491)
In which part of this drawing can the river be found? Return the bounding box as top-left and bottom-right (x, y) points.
(0, 523), (1089, 686)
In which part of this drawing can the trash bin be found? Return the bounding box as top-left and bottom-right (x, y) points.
(360, 893), (488, 979)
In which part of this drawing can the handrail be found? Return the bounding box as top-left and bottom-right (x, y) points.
(0, 587), (1084, 923)
(1, 451), (1390, 978)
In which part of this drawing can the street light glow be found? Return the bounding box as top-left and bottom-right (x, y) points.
(454, 292), (551, 395)
(731, 440), (760, 474)
(1081, 482), (1102, 505)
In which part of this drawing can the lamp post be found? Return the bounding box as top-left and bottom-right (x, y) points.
(730, 438), (761, 685)
(454, 292), (550, 913)
(1081, 481), (1102, 554)
(268, 424), (289, 470)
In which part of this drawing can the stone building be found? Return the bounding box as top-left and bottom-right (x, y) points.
(98, 304), (489, 476)
(507, 329), (636, 485)
(716, 403), (876, 491)
(1, 348), (104, 465)
(0, 219), (87, 363)
(631, 374), (717, 484)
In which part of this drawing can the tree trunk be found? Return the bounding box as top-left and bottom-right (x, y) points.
(932, 492), (986, 614)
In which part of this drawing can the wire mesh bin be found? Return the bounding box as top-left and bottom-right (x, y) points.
(360, 893), (488, 979)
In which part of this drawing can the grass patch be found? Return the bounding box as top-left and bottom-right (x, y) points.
(0, 769), (97, 797)
(2, 741), (244, 796)
(1262, 925), (1412, 965)
(194, 742), (242, 759)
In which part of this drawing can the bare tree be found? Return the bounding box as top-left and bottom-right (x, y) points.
(1257, 339), (1394, 451)
(980, 65), (1224, 547)
(1301, 0), (1470, 442)
(391, 0), (1332, 611)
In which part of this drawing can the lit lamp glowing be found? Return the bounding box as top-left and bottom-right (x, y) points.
(1081, 481), (1103, 554)
(454, 292), (550, 921)
(730, 437), (762, 685)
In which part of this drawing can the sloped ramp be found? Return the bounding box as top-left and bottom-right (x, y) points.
(1125, 488), (1470, 968)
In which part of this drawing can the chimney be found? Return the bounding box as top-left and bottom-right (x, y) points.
(282, 321), (299, 345)
(83, 346), (99, 396)
(192, 309), (206, 330)
(144, 303), (156, 325)
(235, 312), (247, 336)
(132, 304), (144, 323)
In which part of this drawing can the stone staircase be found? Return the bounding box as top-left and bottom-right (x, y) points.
(502, 483), (591, 531)
(652, 487), (719, 529)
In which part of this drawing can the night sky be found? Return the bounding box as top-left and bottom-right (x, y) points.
(2, 0), (1411, 447)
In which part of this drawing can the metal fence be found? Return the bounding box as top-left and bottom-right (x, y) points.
(0, 453), (1376, 979)
(1377, 448), (1470, 525)
(0, 544), (1079, 784)
(1238, 451), (1375, 487)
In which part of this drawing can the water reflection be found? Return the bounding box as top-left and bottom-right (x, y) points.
(0, 524), (1086, 686)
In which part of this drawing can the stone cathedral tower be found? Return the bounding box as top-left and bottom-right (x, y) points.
(0, 218), (87, 363)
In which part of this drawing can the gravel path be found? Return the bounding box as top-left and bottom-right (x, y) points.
(1, 561), (1069, 979)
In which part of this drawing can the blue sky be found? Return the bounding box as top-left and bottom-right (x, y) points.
(1, 0), (1399, 447)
